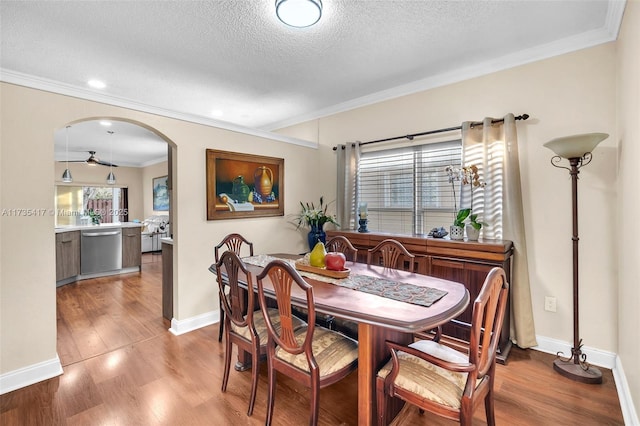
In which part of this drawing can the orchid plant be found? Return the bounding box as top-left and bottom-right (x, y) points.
(445, 165), (487, 228)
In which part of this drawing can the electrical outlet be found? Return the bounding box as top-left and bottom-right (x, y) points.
(544, 296), (557, 312)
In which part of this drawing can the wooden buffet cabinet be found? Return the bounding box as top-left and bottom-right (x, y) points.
(326, 230), (514, 362)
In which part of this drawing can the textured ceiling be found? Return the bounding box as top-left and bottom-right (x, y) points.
(1, 0), (625, 166)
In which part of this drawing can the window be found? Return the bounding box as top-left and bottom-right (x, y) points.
(359, 140), (462, 234)
(55, 185), (128, 226)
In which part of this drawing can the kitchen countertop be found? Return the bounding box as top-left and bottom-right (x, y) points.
(55, 222), (144, 233)
(160, 237), (173, 245)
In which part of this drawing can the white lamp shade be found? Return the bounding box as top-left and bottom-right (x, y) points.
(62, 169), (73, 183)
(276, 0), (322, 28)
(543, 133), (608, 159)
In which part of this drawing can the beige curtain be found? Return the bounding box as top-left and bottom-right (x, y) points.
(336, 142), (360, 231)
(462, 114), (537, 348)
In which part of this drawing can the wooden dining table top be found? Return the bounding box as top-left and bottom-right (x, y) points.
(211, 253), (470, 335)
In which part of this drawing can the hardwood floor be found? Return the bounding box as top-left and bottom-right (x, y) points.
(1, 253), (624, 425)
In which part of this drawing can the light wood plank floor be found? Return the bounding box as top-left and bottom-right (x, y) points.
(0, 253), (624, 425)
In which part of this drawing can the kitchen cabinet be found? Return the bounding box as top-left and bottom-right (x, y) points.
(122, 226), (141, 269)
(56, 230), (80, 282)
(326, 229), (513, 362)
(162, 239), (173, 320)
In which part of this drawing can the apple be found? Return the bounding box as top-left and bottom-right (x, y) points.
(325, 252), (347, 271)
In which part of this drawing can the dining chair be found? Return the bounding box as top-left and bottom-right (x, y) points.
(214, 233), (254, 342)
(375, 267), (509, 426)
(367, 238), (416, 272)
(256, 260), (359, 426)
(215, 251), (305, 416)
(325, 235), (358, 262)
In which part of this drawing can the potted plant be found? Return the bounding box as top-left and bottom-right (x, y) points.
(465, 213), (487, 241)
(446, 164), (487, 241)
(296, 196), (339, 251)
(450, 208), (470, 240)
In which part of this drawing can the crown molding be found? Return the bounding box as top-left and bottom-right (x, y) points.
(262, 0), (627, 131)
(0, 69), (317, 149)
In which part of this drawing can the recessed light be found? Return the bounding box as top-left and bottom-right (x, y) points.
(100, 121), (112, 127)
(88, 79), (106, 89)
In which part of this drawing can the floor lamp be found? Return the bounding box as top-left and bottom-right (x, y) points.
(544, 132), (608, 384)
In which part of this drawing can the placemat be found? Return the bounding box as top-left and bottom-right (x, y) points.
(242, 255), (447, 308)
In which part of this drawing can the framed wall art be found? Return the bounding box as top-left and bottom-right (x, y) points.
(206, 149), (284, 220)
(153, 175), (169, 211)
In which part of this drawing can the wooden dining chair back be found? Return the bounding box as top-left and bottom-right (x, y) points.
(367, 239), (416, 272)
(256, 260), (359, 426)
(376, 267), (509, 426)
(214, 233), (254, 342)
(215, 251), (305, 417)
(325, 235), (358, 262)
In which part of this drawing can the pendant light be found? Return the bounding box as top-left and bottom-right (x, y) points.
(62, 125), (73, 183)
(106, 130), (116, 185)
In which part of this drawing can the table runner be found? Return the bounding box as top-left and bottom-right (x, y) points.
(242, 255), (447, 308)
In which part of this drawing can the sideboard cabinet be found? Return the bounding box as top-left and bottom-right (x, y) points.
(326, 230), (513, 362)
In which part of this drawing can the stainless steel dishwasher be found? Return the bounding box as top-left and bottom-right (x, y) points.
(81, 228), (122, 274)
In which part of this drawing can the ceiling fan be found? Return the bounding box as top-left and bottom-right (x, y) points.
(67, 151), (119, 167)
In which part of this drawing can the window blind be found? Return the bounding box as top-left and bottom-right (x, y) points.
(360, 140), (462, 234)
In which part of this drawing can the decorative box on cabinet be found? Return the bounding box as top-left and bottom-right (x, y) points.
(326, 230), (513, 363)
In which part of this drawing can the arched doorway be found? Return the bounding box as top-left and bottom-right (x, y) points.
(54, 117), (177, 366)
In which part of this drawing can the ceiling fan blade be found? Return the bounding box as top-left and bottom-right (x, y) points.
(96, 160), (119, 167)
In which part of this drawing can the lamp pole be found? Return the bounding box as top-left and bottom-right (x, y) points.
(545, 132), (608, 385)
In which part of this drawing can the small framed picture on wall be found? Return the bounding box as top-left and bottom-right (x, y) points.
(153, 175), (169, 211)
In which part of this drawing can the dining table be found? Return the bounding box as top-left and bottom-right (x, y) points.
(210, 254), (470, 426)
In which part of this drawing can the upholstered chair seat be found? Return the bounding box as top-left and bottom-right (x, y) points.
(231, 307), (306, 343)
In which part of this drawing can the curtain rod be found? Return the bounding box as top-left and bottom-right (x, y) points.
(332, 113), (529, 151)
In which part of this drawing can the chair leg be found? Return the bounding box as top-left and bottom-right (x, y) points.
(247, 343), (260, 416)
(310, 375), (320, 426)
(265, 363), (277, 426)
(221, 334), (231, 392)
(485, 388), (496, 426)
(218, 300), (224, 342)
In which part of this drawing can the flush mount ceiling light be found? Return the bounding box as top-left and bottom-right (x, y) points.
(275, 0), (322, 28)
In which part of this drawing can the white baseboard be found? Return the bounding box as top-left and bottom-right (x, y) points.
(533, 335), (639, 425)
(169, 310), (219, 336)
(613, 356), (640, 426)
(533, 335), (616, 369)
(0, 355), (63, 395)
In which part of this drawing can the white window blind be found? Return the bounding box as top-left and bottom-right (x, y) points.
(360, 140), (462, 234)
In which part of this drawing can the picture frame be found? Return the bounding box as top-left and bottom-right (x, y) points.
(153, 175), (169, 211)
(206, 149), (284, 220)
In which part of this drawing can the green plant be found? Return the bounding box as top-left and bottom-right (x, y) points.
(87, 208), (102, 225)
(467, 213), (487, 230)
(453, 208), (471, 227)
(296, 196), (339, 229)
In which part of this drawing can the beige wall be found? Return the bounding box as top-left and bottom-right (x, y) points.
(282, 43), (620, 354)
(617, 0), (640, 414)
(54, 162), (144, 221)
(0, 84), (323, 375)
(142, 161), (169, 219)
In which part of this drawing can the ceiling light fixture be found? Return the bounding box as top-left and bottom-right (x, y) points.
(106, 130), (116, 185)
(62, 125), (73, 183)
(275, 0), (322, 28)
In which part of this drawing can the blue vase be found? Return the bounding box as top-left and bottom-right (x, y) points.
(307, 223), (326, 251)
